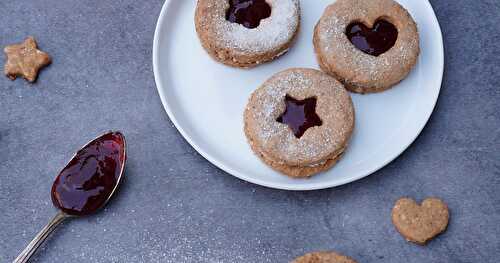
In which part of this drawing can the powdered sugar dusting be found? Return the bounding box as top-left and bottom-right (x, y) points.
(213, 0), (300, 53)
(257, 71), (312, 141)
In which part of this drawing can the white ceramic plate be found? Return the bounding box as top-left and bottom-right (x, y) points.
(153, 0), (444, 190)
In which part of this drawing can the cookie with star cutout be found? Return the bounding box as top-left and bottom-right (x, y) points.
(244, 68), (355, 178)
(4, 36), (51, 83)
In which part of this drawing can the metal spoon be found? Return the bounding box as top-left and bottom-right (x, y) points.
(13, 131), (127, 263)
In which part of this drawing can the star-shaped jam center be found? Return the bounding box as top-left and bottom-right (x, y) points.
(226, 0), (272, 29)
(4, 36), (52, 82)
(276, 95), (322, 138)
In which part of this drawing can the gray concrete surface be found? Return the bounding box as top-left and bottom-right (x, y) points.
(0, 0), (499, 262)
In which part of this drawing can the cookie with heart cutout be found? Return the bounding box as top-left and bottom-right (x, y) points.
(313, 0), (419, 93)
(244, 68), (355, 178)
(195, 0), (300, 68)
(392, 197), (450, 245)
(292, 251), (357, 263)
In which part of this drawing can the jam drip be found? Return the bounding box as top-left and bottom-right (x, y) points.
(346, 19), (398, 56)
(277, 95), (322, 138)
(51, 132), (126, 216)
(226, 0), (271, 29)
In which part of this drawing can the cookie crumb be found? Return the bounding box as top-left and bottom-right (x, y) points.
(4, 36), (52, 83)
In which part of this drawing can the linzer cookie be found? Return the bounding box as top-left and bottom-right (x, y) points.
(195, 0), (300, 68)
(292, 251), (358, 263)
(313, 0), (419, 93)
(244, 68), (354, 178)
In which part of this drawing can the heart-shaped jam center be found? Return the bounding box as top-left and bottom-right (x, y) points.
(276, 95), (322, 138)
(346, 19), (398, 56)
(226, 0), (271, 29)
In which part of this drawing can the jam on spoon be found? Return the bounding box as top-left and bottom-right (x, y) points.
(51, 131), (126, 216)
(13, 131), (126, 263)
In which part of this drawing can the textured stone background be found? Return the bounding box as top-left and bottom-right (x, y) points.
(0, 0), (499, 262)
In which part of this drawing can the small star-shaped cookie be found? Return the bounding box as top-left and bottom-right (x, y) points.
(4, 36), (51, 82)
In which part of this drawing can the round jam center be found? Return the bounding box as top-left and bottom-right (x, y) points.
(346, 19), (398, 56)
(51, 132), (125, 216)
(276, 95), (322, 138)
(226, 0), (271, 29)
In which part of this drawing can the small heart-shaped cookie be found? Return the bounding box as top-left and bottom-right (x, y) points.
(392, 197), (449, 245)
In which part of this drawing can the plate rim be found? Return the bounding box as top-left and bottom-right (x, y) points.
(152, 0), (444, 191)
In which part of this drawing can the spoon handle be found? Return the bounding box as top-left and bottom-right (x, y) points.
(13, 211), (67, 263)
